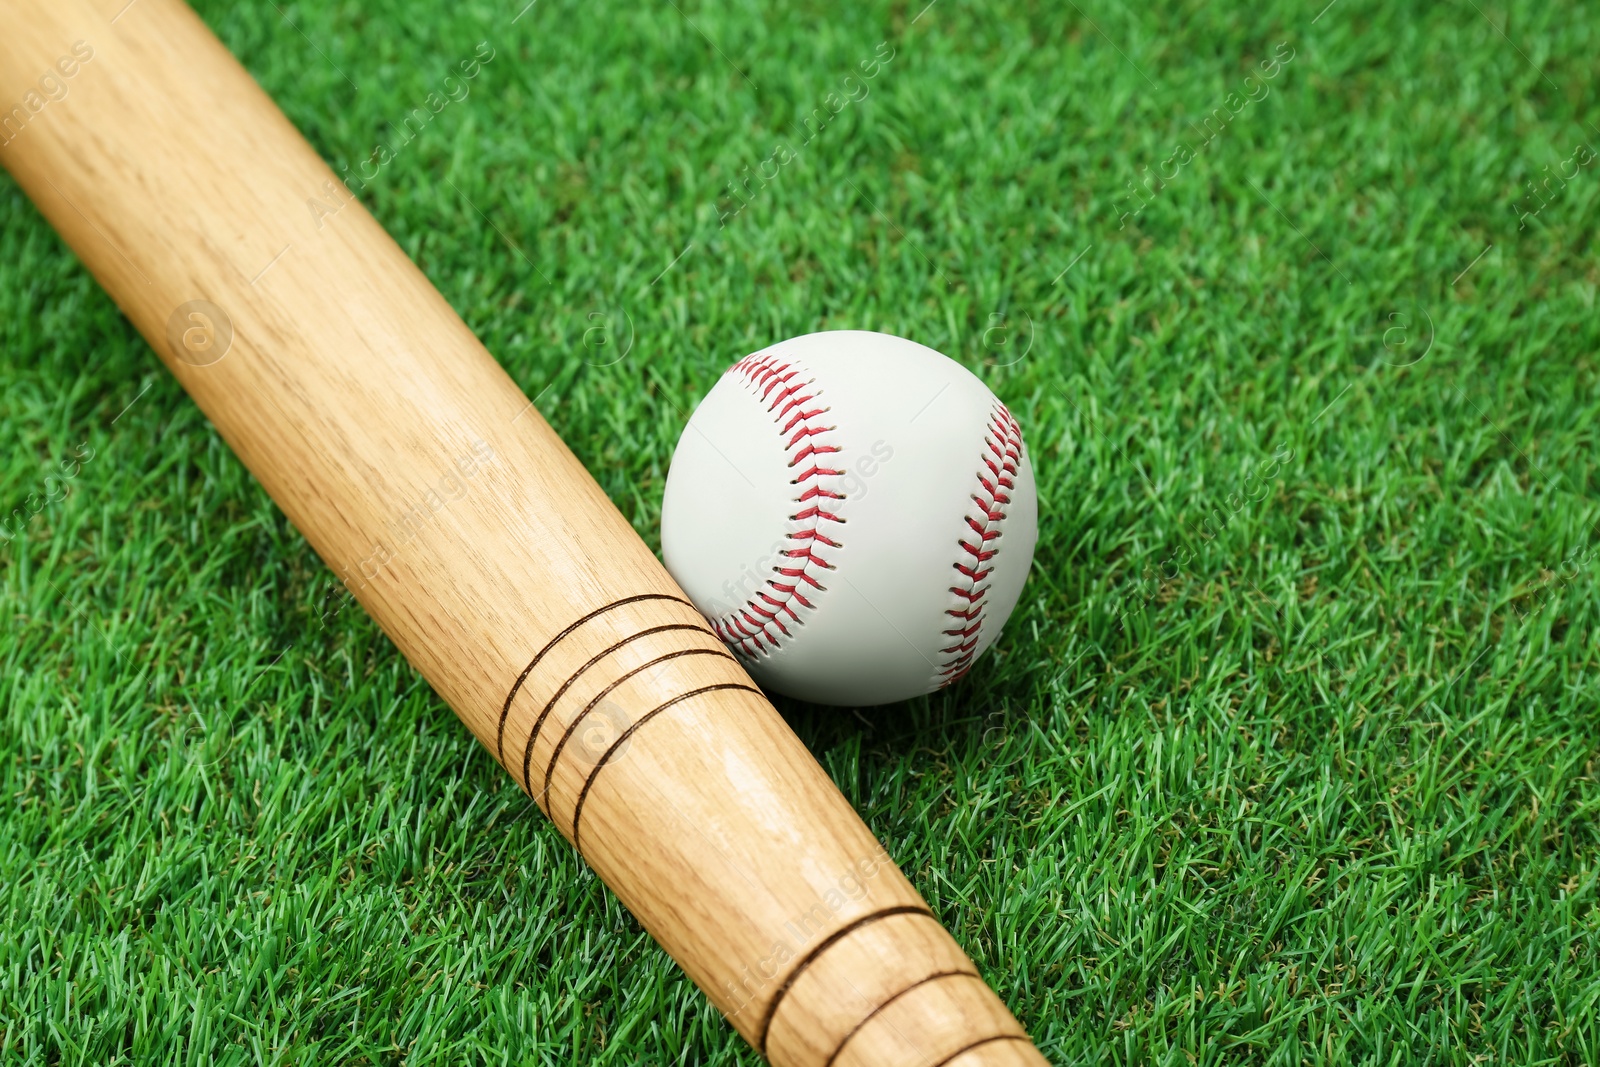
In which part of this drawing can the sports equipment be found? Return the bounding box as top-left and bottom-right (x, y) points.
(0, 3), (1049, 1064)
(663, 331), (1038, 706)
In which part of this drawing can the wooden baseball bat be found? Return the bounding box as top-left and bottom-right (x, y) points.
(0, 3), (1048, 1064)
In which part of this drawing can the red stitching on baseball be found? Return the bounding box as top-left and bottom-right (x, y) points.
(938, 402), (1023, 684)
(792, 464), (844, 483)
(711, 352), (847, 658)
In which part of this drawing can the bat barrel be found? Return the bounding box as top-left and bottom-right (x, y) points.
(0, 3), (1048, 1063)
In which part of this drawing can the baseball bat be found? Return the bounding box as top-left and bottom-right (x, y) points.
(0, 3), (1048, 1064)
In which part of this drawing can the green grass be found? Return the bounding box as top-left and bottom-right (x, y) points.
(3, 0), (1599, 1063)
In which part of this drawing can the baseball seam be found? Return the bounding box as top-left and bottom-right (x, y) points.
(937, 400), (1022, 685)
(711, 352), (846, 658)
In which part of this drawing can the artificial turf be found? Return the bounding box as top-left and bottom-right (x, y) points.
(3, 0), (1599, 1063)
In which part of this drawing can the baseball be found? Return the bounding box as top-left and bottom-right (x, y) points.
(661, 330), (1038, 706)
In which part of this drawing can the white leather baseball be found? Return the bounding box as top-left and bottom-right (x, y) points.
(661, 331), (1038, 706)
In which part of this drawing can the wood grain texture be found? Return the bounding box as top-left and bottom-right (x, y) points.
(0, 3), (1049, 1063)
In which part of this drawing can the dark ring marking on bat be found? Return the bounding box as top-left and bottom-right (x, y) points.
(569, 682), (763, 853)
(496, 593), (696, 767)
(542, 646), (735, 799)
(925, 1034), (1032, 1067)
(820, 970), (983, 1067)
(518, 624), (721, 797)
(756, 905), (937, 1056)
